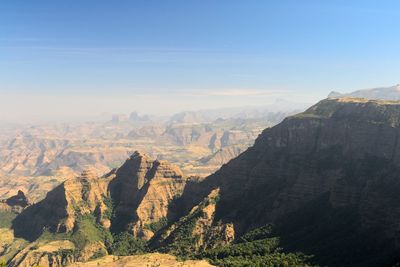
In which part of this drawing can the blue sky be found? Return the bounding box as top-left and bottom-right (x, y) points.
(1, 1), (400, 121)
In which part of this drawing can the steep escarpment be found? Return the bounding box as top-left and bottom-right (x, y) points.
(8, 98), (400, 266)
(166, 98), (400, 266)
(109, 152), (187, 239)
(8, 152), (189, 266)
(12, 169), (111, 241)
(199, 145), (245, 166)
(154, 188), (234, 256)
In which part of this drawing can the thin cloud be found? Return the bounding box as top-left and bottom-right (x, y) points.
(187, 89), (292, 97)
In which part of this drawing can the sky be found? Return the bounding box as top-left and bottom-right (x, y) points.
(1, 1), (400, 123)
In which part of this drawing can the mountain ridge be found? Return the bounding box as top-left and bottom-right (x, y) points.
(164, 97), (400, 266)
(328, 84), (400, 100)
(4, 98), (400, 266)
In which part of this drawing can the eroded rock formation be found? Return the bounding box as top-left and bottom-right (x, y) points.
(12, 169), (111, 240)
(109, 152), (187, 239)
(9, 98), (400, 266)
(170, 98), (400, 266)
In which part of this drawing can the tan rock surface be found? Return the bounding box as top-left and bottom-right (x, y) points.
(12, 169), (112, 240)
(110, 152), (187, 239)
(68, 253), (214, 267)
(8, 240), (75, 267)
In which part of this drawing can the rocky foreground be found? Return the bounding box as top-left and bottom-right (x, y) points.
(68, 253), (213, 267)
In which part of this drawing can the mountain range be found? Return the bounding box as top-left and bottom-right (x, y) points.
(329, 84), (400, 100)
(2, 95), (400, 266)
(0, 106), (299, 203)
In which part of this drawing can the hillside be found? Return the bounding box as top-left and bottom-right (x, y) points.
(161, 98), (400, 266)
(6, 152), (191, 266)
(3, 98), (400, 266)
(0, 112), (289, 202)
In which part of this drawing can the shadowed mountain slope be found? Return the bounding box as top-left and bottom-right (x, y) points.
(8, 98), (400, 266)
(168, 98), (400, 266)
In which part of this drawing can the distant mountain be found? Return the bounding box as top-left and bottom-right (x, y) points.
(128, 112), (151, 123)
(168, 111), (208, 124)
(110, 114), (129, 123)
(6, 98), (400, 266)
(199, 145), (246, 166)
(159, 98), (400, 266)
(0, 106), (296, 203)
(329, 84), (400, 100)
(167, 100), (307, 125)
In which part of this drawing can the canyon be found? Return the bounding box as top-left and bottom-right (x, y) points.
(0, 107), (296, 203)
(2, 97), (400, 266)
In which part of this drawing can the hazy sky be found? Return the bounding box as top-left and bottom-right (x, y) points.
(1, 1), (400, 122)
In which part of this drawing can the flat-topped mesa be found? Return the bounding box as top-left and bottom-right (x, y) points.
(294, 98), (400, 127)
(109, 151), (187, 239)
(327, 84), (400, 101)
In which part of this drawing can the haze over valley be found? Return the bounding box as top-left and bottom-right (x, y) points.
(2, 1), (400, 267)
(0, 103), (303, 202)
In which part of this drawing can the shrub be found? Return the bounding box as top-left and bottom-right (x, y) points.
(144, 217), (168, 233)
(200, 225), (317, 267)
(111, 232), (147, 256)
(0, 211), (16, 228)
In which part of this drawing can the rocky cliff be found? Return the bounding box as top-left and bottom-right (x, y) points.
(9, 152), (189, 266)
(12, 169), (111, 241)
(12, 151), (187, 242)
(8, 98), (400, 266)
(109, 151), (187, 240)
(164, 98), (400, 266)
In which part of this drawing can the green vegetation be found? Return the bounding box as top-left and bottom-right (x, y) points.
(39, 213), (111, 243)
(89, 249), (107, 260)
(102, 195), (114, 220)
(161, 209), (202, 258)
(111, 232), (147, 256)
(26, 208), (319, 267)
(239, 225), (273, 242)
(38, 229), (70, 241)
(80, 179), (91, 201)
(71, 214), (113, 251)
(200, 226), (317, 267)
(160, 218), (316, 266)
(207, 194), (220, 205)
(144, 217), (168, 233)
(0, 210), (17, 228)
